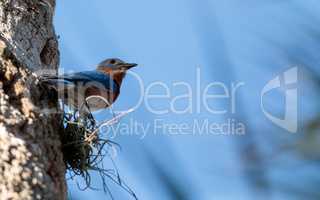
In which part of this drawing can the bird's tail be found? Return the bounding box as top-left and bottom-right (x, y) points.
(39, 74), (74, 91)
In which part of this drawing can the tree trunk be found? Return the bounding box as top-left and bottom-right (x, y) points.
(0, 0), (66, 199)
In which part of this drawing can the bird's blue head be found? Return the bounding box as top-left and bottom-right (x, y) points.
(97, 58), (137, 72)
(96, 58), (138, 85)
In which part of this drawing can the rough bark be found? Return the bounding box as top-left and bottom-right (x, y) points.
(0, 0), (66, 199)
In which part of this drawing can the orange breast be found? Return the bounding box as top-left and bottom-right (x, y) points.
(98, 68), (126, 86)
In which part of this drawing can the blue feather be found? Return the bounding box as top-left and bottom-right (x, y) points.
(55, 71), (119, 93)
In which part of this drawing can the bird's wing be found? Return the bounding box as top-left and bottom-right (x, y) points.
(62, 71), (119, 93)
(40, 71), (119, 93)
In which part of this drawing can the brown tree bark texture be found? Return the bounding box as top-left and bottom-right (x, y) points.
(0, 0), (66, 199)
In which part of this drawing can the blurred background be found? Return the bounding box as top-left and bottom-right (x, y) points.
(55, 0), (320, 199)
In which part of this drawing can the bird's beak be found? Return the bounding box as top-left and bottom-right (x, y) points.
(120, 63), (138, 70)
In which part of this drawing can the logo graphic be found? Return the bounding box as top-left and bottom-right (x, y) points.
(261, 67), (298, 133)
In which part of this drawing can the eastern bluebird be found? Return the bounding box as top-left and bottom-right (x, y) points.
(41, 58), (137, 113)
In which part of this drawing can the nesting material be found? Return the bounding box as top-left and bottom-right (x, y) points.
(61, 107), (137, 199)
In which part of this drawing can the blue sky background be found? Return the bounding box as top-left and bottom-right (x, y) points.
(55, 1), (320, 199)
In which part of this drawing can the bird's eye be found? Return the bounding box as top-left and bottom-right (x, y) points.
(109, 59), (116, 64)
